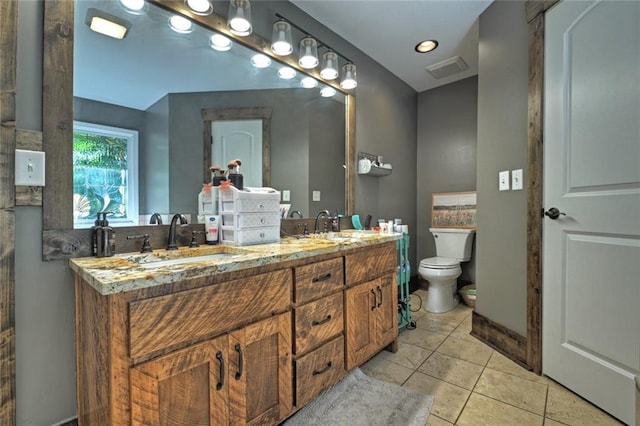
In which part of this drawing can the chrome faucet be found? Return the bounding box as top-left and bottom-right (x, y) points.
(149, 212), (163, 225)
(314, 210), (331, 234)
(167, 214), (188, 250)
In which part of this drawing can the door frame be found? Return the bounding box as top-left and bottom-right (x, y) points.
(525, 0), (559, 374)
(201, 107), (272, 187)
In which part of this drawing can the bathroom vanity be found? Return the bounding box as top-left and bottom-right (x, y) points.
(70, 232), (399, 425)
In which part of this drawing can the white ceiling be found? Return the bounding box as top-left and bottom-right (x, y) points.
(291, 0), (493, 93)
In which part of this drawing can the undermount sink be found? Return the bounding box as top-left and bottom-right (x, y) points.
(138, 253), (236, 268)
(124, 245), (248, 268)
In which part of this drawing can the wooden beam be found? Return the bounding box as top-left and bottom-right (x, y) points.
(0, 0), (17, 420)
(526, 12), (545, 375)
(471, 311), (529, 369)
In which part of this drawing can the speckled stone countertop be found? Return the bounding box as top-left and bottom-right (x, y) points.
(69, 231), (402, 296)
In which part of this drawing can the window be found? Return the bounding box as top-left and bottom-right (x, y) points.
(73, 121), (139, 228)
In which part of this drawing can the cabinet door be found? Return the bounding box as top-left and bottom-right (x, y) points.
(130, 335), (229, 426)
(375, 274), (398, 349)
(228, 313), (293, 425)
(345, 281), (378, 370)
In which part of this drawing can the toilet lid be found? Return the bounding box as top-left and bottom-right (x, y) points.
(420, 257), (459, 269)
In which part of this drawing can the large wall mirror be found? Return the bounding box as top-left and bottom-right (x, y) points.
(42, 0), (355, 259)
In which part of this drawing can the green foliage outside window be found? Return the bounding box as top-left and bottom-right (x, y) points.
(73, 131), (129, 221)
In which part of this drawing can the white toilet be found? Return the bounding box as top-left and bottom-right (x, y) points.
(419, 228), (475, 313)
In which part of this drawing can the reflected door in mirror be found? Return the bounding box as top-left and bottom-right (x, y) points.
(212, 120), (262, 187)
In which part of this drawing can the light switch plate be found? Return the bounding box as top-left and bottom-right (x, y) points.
(312, 191), (321, 201)
(282, 190), (290, 201)
(15, 149), (46, 186)
(512, 169), (523, 190)
(499, 170), (510, 191)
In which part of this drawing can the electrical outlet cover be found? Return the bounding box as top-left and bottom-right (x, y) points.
(312, 191), (321, 201)
(282, 190), (290, 201)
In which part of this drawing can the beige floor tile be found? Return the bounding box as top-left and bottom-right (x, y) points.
(403, 371), (471, 423)
(416, 314), (459, 335)
(426, 413), (453, 425)
(360, 352), (415, 385)
(436, 335), (493, 366)
(474, 368), (548, 415)
(374, 341), (432, 370)
(399, 326), (448, 351)
(429, 303), (472, 324)
(543, 419), (566, 426)
(449, 319), (477, 343)
(545, 381), (624, 426)
(418, 352), (483, 390)
(457, 393), (544, 426)
(486, 351), (548, 384)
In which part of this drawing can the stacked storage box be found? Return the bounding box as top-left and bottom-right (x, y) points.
(219, 186), (281, 245)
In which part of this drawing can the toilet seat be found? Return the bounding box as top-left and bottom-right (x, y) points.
(420, 257), (459, 269)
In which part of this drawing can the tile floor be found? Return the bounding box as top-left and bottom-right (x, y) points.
(360, 288), (624, 426)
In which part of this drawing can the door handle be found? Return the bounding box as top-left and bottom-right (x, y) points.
(234, 343), (243, 380)
(216, 351), (224, 390)
(544, 207), (566, 220)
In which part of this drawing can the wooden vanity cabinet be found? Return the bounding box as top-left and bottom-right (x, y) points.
(75, 240), (399, 425)
(292, 257), (346, 407)
(129, 313), (292, 426)
(344, 242), (399, 370)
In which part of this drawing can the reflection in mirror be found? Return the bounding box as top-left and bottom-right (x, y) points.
(73, 0), (346, 227)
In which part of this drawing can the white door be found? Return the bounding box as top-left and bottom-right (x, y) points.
(212, 120), (263, 187)
(543, 1), (640, 424)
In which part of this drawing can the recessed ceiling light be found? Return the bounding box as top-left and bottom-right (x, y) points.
(415, 39), (439, 53)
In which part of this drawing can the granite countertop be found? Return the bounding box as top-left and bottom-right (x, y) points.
(69, 231), (402, 296)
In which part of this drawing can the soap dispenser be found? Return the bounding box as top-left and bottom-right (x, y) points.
(96, 212), (115, 257)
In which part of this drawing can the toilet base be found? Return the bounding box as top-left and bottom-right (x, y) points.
(425, 279), (459, 314)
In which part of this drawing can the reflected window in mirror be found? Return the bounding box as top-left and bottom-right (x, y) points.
(73, 121), (139, 228)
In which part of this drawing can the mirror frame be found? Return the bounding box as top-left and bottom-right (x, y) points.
(41, 0), (355, 260)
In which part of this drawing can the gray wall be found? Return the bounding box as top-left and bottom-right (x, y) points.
(13, 1), (417, 423)
(416, 76), (478, 285)
(476, 0), (529, 336)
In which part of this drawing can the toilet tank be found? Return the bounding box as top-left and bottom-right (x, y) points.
(429, 228), (476, 261)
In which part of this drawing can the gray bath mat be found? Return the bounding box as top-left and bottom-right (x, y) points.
(284, 368), (433, 426)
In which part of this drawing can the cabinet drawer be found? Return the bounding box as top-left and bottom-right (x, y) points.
(129, 269), (292, 360)
(294, 292), (343, 355)
(345, 242), (397, 285)
(295, 336), (345, 407)
(294, 257), (343, 304)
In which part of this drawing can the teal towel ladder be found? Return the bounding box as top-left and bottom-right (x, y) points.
(396, 234), (412, 329)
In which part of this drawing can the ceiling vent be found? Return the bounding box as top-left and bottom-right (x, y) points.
(426, 56), (469, 79)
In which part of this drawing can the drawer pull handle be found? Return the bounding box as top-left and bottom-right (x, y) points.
(377, 285), (383, 307)
(216, 351), (225, 390)
(312, 273), (332, 283)
(235, 343), (243, 380)
(371, 289), (377, 310)
(311, 315), (332, 326)
(312, 361), (333, 376)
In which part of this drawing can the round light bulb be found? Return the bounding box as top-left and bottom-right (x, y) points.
(251, 54), (271, 68)
(185, 0), (213, 15)
(119, 0), (146, 13)
(301, 77), (318, 88)
(277, 67), (296, 79)
(169, 15), (193, 33)
(320, 87), (337, 97)
(210, 34), (232, 52)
